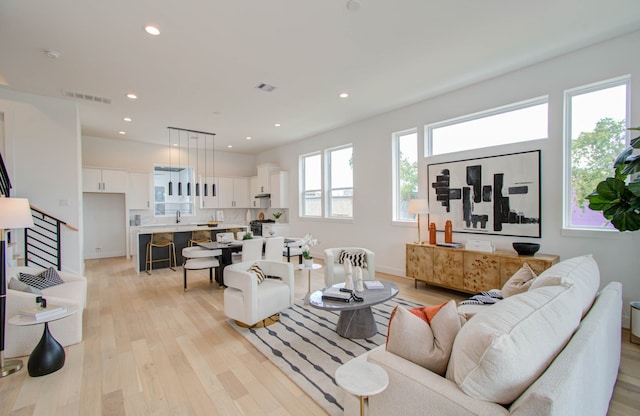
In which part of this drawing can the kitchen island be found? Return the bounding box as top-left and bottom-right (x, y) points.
(131, 223), (248, 275)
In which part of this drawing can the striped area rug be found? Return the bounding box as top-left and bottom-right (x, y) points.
(229, 297), (422, 416)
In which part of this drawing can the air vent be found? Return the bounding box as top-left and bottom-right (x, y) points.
(62, 89), (112, 104)
(256, 83), (276, 92)
(155, 166), (184, 172)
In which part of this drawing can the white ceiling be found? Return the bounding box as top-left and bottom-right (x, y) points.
(1, 0), (640, 154)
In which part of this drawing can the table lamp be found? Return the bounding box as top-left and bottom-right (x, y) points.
(0, 197), (34, 377)
(408, 199), (429, 245)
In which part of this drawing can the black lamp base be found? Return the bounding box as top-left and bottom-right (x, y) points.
(27, 322), (65, 377)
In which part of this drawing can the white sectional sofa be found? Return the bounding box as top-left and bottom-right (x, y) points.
(4, 266), (87, 358)
(343, 255), (622, 416)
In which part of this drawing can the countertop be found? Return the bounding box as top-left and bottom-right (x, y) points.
(131, 223), (249, 234)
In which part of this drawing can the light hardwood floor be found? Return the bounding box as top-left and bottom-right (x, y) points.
(0, 257), (639, 415)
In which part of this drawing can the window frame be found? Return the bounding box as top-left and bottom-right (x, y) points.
(392, 128), (418, 223)
(299, 151), (323, 218)
(424, 96), (549, 157)
(562, 75), (630, 235)
(325, 144), (353, 219)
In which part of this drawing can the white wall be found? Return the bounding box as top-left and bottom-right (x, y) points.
(0, 89), (83, 275)
(259, 30), (640, 326)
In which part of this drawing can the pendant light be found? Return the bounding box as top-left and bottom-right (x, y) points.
(186, 131), (192, 196)
(204, 133), (208, 197)
(168, 128), (173, 196)
(211, 133), (216, 196)
(177, 130), (183, 196)
(195, 133), (200, 197)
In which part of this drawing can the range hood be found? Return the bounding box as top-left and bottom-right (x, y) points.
(255, 193), (271, 198)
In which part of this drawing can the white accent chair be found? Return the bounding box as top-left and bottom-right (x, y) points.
(324, 247), (376, 287)
(4, 266), (87, 358)
(223, 260), (295, 327)
(181, 246), (221, 291)
(241, 237), (263, 262)
(264, 237), (285, 262)
(283, 238), (304, 264)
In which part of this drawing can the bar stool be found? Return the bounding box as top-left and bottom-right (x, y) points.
(145, 232), (177, 274)
(188, 229), (212, 246)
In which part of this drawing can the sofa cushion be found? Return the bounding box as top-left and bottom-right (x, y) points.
(502, 263), (536, 297)
(446, 275), (590, 405)
(19, 267), (65, 290)
(529, 254), (600, 316)
(249, 263), (266, 284)
(386, 300), (462, 376)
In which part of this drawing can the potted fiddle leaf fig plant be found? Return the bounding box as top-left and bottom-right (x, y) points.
(587, 127), (640, 231)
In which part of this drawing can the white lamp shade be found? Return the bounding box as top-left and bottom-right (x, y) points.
(0, 198), (34, 229)
(408, 199), (429, 215)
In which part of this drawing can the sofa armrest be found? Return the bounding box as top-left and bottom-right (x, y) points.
(344, 348), (508, 416)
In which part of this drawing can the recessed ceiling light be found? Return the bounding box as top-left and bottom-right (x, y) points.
(246, 136), (252, 140)
(346, 0), (361, 11)
(123, 117), (132, 122)
(274, 123), (281, 127)
(44, 49), (60, 59)
(339, 92), (349, 98)
(126, 93), (137, 100)
(227, 145), (233, 148)
(118, 131), (126, 135)
(172, 143), (178, 147)
(144, 25), (160, 36)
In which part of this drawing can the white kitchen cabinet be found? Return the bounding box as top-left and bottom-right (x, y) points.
(269, 171), (289, 209)
(83, 168), (126, 193)
(218, 177), (250, 208)
(127, 172), (152, 209)
(250, 175), (268, 208)
(199, 176), (219, 209)
(257, 163), (279, 195)
(262, 223), (290, 237)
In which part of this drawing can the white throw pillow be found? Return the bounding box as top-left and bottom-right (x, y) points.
(502, 263), (536, 298)
(386, 300), (462, 376)
(446, 283), (584, 405)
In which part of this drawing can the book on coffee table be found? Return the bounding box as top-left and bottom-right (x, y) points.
(322, 287), (352, 302)
(364, 280), (384, 290)
(20, 304), (67, 320)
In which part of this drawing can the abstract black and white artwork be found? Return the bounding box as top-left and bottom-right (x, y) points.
(427, 150), (541, 238)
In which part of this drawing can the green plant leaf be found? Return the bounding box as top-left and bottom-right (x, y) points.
(630, 133), (640, 148)
(611, 208), (640, 231)
(629, 181), (640, 197)
(613, 146), (633, 169)
(597, 177), (625, 200)
(621, 155), (640, 175)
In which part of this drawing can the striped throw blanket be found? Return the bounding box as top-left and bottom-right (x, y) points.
(459, 289), (503, 305)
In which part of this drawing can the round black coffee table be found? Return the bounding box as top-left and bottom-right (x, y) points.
(308, 281), (398, 339)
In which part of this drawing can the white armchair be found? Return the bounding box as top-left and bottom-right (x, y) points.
(324, 247), (375, 287)
(223, 260), (295, 327)
(4, 266), (87, 358)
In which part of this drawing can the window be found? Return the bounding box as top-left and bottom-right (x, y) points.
(393, 129), (418, 221)
(426, 97), (548, 156)
(301, 153), (322, 217)
(327, 145), (353, 218)
(564, 77), (629, 230)
(299, 145), (353, 219)
(153, 165), (194, 217)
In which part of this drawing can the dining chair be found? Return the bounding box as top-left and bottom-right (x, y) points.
(241, 237), (263, 262)
(145, 232), (177, 274)
(264, 236), (285, 262)
(188, 229), (212, 246)
(283, 237), (305, 264)
(181, 246), (222, 291)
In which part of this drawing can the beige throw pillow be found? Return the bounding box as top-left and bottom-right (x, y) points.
(386, 300), (462, 376)
(501, 263), (537, 297)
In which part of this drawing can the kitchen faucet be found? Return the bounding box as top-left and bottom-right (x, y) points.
(176, 210), (181, 224)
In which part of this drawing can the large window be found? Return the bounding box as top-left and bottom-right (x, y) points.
(153, 165), (194, 217)
(328, 145), (353, 218)
(564, 77), (629, 230)
(299, 145), (353, 219)
(426, 97), (548, 156)
(393, 129), (418, 221)
(301, 153), (322, 217)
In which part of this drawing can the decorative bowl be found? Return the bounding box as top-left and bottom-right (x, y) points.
(512, 242), (540, 256)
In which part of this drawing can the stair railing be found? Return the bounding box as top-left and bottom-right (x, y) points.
(25, 205), (78, 271)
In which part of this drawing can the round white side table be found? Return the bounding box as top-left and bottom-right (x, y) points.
(335, 360), (389, 416)
(297, 263), (322, 304)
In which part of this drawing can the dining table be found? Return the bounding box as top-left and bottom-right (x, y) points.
(198, 237), (297, 285)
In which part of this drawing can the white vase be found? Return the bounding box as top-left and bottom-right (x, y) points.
(304, 258), (314, 267)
